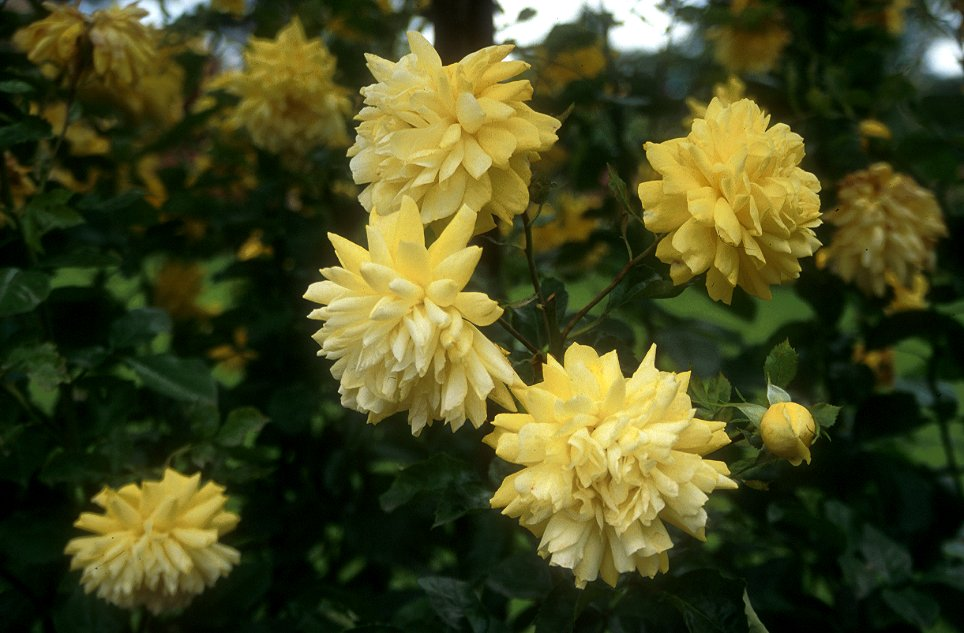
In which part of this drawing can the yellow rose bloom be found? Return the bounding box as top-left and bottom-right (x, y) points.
(638, 97), (822, 304)
(485, 344), (736, 588)
(64, 469), (240, 614)
(304, 196), (518, 435)
(219, 17), (351, 157)
(14, 2), (157, 89)
(13, 2), (87, 80)
(760, 401), (816, 466)
(708, 0), (790, 74)
(348, 31), (561, 232)
(87, 4), (157, 88)
(822, 162), (946, 297)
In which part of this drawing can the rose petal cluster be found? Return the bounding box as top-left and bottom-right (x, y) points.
(64, 469), (240, 614)
(638, 97), (822, 304)
(304, 196), (518, 435)
(218, 17), (351, 157)
(14, 2), (157, 88)
(348, 31), (560, 232)
(485, 343), (735, 587)
(821, 162), (946, 297)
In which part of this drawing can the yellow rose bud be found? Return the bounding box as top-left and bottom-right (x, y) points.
(760, 402), (816, 466)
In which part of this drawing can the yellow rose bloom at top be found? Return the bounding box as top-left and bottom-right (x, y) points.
(485, 343), (735, 588)
(304, 197), (519, 435)
(349, 31), (561, 232)
(219, 17), (351, 157)
(14, 2), (157, 89)
(13, 2), (87, 80)
(708, 0), (790, 74)
(638, 97), (822, 304)
(64, 469), (240, 614)
(821, 162), (946, 297)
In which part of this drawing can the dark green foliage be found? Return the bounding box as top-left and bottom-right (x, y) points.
(1, 0), (962, 632)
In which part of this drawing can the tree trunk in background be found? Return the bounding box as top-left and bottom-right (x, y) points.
(429, 0), (495, 63)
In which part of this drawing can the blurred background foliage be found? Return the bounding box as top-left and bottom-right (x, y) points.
(1, 0), (963, 631)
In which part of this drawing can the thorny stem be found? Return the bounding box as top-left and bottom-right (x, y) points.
(522, 206), (562, 358)
(560, 239), (658, 341)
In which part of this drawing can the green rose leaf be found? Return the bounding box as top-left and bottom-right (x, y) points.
(109, 308), (172, 349)
(22, 189), (83, 253)
(217, 406), (269, 447)
(0, 115), (51, 148)
(123, 354), (217, 406)
(662, 569), (749, 633)
(418, 576), (488, 633)
(0, 268), (51, 317)
(764, 339), (797, 387)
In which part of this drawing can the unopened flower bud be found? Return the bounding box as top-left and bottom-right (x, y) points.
(760, 401), (816, 466)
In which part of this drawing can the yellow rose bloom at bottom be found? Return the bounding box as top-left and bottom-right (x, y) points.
(485, 343), (736, 588)
(64, 469), (240, 614)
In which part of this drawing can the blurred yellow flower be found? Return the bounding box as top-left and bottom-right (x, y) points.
(218, 17), (351, 157)
(39, 103), (111, 157)
(854, 0), (910, 34)
(485, 344), (735, 587)
(536, 43), (607, 94)
(760, 401), (816, 466)
(237, 229), (274, 261)
(87, 4), (157, 88)
(684, 75), (747, 126)
(530, 192), (601, 253)
(858, 118), (892, 142)
(852, 343), (895, 388)
(708, 0), (790, 74)
(13, 2), (87, 81)
(305, 197), (518, 435)
(153, 260), (220, 321)
(821, 162), (946, 297)
(884, 272), (929, 314)
(14, 2), (157, 90)
(208, 327), (258, 380)
(3, 152), (37, 211)
(211, 0), (246, 16)
(349, 31), (561, 232)
(121, 52), (185, 127)
(638, 98), (822, 304)
(64, 469), (240, 614)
